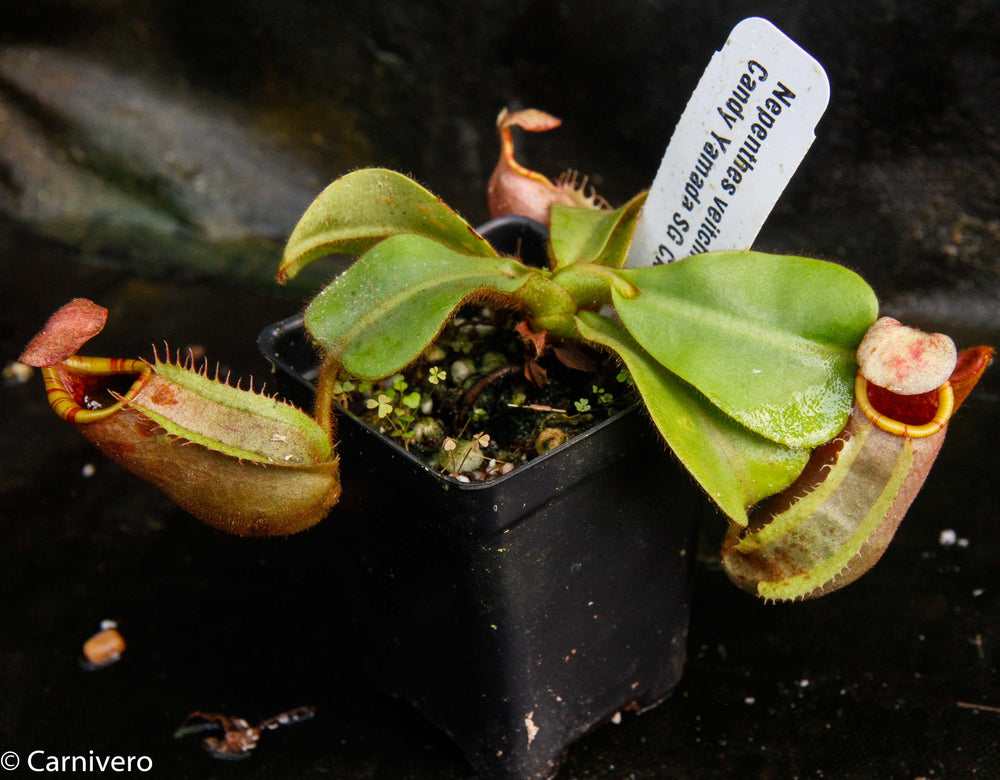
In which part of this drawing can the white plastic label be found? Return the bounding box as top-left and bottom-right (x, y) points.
(626, 17), (830, 267)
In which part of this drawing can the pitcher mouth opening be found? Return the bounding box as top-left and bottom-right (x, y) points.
(42, 356), (152, 424)
(855, 373), (954, 438)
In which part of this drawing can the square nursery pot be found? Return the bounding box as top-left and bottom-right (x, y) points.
(257, 217), (703, 780)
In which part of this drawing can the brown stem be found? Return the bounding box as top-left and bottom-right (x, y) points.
(461, 363), (521, 409)
(313, 353), (341, 445)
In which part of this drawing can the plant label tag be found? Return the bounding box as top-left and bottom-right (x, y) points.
(626, 17), (829, 267)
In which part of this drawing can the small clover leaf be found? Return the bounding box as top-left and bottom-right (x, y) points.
(366, 394), (394, 418)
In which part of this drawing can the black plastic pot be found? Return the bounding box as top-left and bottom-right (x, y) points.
(258, 217), (702, 780)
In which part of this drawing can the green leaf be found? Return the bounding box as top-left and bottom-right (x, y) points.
(304, 234), (535, 378)
(549, 191), (647, 270)
(614, 251), (878, 448)
(576, 312), (809, 525)
(279, 169), (496, 281)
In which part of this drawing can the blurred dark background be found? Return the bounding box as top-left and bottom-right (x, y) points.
(2, 2), (998, 778)
(1, 0), (998, 311)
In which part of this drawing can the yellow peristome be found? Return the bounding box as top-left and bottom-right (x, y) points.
(855, 374), (954, 439)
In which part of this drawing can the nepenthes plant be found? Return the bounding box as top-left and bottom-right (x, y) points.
(19, 108), (992, 600)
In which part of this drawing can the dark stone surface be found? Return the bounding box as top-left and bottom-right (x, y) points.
(1, 1), (998, 300)
(2, 2), (999, 778)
